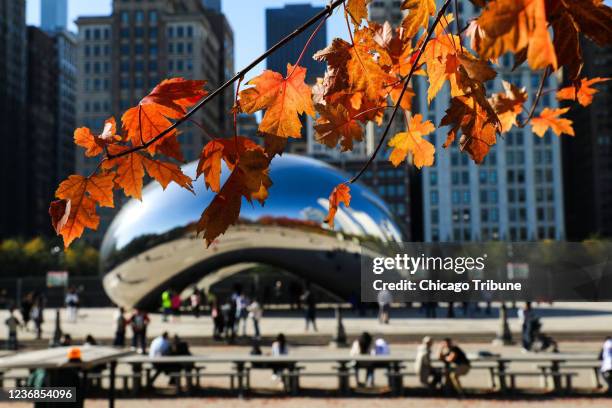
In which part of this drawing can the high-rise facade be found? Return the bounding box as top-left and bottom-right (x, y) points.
(562, 41), (612, 240)
(75, 0), (232, 244)
(26, 26), (60, 236)
(202, 0), (221, 13)
(266, 4), (327, 155)
(265, 4), (327, 83)
(0, 0), (28, 238)
(41, 0), (68, 32)
(418, 0), (565, 242)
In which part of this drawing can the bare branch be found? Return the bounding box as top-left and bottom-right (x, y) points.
(518, 66), (552, 128)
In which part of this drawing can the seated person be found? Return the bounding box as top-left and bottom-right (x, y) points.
(438, 337), (470, 394)
(148, 332), (171, 385)
(414, 336), (442, 389)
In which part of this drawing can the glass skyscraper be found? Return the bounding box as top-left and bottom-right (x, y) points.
(41, 0), (68, 32)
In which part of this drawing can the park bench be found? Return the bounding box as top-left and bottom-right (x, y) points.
(538, 363), (602, 389)
(281, 366), (352, 395)
(495, 369), (578, 393)
(0, 374), (28, 388)
(167, 368), (238, 394)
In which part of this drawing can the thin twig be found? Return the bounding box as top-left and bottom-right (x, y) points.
(106, 0), (346, 160)
(288, 13), (330, 79)
(349, 0), (453, 184)
(518, 66), (551, 128)
(454, 0), (464, 53)
(186, 118), (214, 142)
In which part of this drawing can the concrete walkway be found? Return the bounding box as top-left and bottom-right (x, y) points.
(2, 302), (611, 346)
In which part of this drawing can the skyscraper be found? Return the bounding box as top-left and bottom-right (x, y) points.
(418, 0), (565, 242)
(26, 26), (60, 236)
(265, 4), (327, 83)
(562, 40), (612, 240)
(0, 0), (28, 238)
(202, 0), (221, 13)
(41, 0), (68, 32)
(75, 0), (233, 244)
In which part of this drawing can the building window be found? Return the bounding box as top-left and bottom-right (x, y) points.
(135, 10), (145, 24)
(168, 27), (174, 37)
(430, 191), (439, 205)
(94, 28), (101, 40)
(431, 209), (439, 224)
(177, 26), (184, 37)
(121, 11), (130, 25)
(187, 26), (193, 37)
(430, 171), (437, 186)
(85, 29), (91, 40)
(149, 10), (158, 24)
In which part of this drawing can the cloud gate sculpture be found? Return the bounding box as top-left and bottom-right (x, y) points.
(101, 154), (405, 309)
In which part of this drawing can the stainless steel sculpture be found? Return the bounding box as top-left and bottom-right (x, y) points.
(101, 154), (405, 309)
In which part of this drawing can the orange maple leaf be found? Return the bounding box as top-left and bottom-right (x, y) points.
(441, 93), (501, 164)
(122, 78), (207, 155)
(74, 117), (120, 157)
(239, 64), (315, 140)
(401, 0), (436, 40)
(556, 77), (610, 107)
(346, 0), (371, 25)
(196, 137), (262, 193)
(388, 114), (436, 168)
(475, 0), (557, 70)
(489, 81), (528, 132)
(314, 104), (364, 151)
(325, 183), (351, 229)
(53, 173), (115, 247)
(197, 142), (271, 246)
(531, 107), (575, 137)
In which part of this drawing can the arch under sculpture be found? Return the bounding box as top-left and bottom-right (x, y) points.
(100, 154), (405, 309)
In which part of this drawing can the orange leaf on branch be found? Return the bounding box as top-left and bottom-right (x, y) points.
(74, 117), (120, 157)
(346, 0), (372, 26)
(52, 173), (116, 247)
(441, 92), (501, 164)
(401, 0), (437, 40)
(324, 183), (351, 229)
(475, 0), (557, 70)
(197, 141), (272, 246)
(556, 77), (610, 107)
(121, 78), (207, 159)
(239, 64), (314, 143)
(531, 107), (575, 137)
(489, 80), (528, 132)
(314, 104), (364, 151)
(388, 114), (436, 168)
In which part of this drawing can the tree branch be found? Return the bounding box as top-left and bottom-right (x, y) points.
(518, 66), (551, 128)
(106, 0), (343, 161)
(349, 0), (452, 184)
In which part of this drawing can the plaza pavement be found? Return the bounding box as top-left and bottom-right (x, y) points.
(1, 302), (612, 347)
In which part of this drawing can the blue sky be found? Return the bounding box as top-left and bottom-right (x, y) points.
(26, 0), (347, 82)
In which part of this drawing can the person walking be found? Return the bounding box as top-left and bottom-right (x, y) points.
(65, 287), (79, 323)
(20, 292), (34, 331)
(439, 337), (471, 394)
(5, 307), (21, 350)
(190, 287), (202, 318)
(247, 298), (263, 339)
(211, 297), (224, 340)
(222, 298), (236, 342)
(301, 284), (317, 332)
(161, 290), (172, 322)
(518, 302), (534, 351)
(113, 306), (127, 347)
(234, 291), (249, 337)
(171, 291), (182, 322)
(377, 289), (392, 324)
(30, 295), (45, 340)
(129, 309), (150, 354)
(415, 336), (442, 389)
(600, 336), (612, 393)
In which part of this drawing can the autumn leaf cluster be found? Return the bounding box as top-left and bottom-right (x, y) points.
(51, 0), (611, 248)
